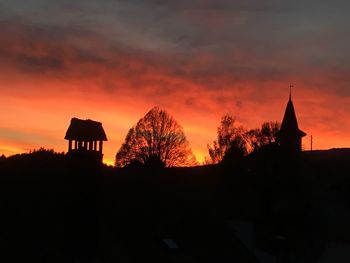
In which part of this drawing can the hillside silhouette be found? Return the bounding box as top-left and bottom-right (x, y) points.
(1, 147), (350, 262)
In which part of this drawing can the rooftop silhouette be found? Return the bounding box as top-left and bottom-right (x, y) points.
(65, 118), (107, 142)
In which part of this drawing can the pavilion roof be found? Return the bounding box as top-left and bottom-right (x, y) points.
(64, 117), (107, 141)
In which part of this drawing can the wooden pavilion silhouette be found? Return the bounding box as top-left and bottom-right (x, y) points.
(65, 117), (107, 162)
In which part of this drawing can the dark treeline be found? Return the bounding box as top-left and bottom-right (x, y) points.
(114, 106), (280, 168)
(1, 148), (350, 262)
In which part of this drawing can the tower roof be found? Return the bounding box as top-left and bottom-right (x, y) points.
(277, 95), (306, 138)
(65, 118), (107, 141)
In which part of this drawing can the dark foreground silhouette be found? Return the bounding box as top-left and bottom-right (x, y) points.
(1, 147), (350, 263)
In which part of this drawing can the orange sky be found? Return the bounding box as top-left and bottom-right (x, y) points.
(1, 70), (350, 165)
(1, 1), (350, 165)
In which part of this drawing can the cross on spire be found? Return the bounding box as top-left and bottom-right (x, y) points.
(289, 84), (293, 101)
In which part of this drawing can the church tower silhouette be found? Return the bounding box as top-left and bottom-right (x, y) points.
(276, 90), (306, 153)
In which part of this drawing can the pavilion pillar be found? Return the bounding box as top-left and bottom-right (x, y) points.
(68, 140), (72, 152)
(74, 140), (77, 150)
(99, 140), (103, 153)
(88, 141), (93, 151)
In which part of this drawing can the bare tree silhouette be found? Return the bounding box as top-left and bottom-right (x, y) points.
(115, 107), (197, 167)
(207, 115), (248, 164)
(246, 121), (280, 151)
(207, 116), (281, 164)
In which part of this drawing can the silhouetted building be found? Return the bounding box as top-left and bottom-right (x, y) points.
(276, 92), (306, 153)
(65, 117), (107, 162)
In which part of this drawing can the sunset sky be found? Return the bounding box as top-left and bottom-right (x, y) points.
(1, 0), (350, 165)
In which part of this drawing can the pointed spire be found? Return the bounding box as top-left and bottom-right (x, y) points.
(276, 88), (306, 152)
(280, 98), (300, 133)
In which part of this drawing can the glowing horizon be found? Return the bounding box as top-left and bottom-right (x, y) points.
(1, 88), (349, 166)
